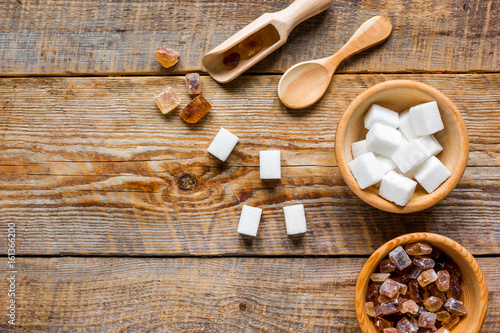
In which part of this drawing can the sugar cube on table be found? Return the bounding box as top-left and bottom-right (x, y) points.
(410, 101), (444, 136)
(391, 139), (431, 173)
(364, 104), (399, 130)
(260, 150), (281, 179)
(237, 205), (262, 237)
(366, 123), (402, 157)
(180, 95), (212, 123)
(379, 171), (417, 206)
(351, 140), (369, 159)
(154, 47), (180, 68)
(283, 204), (307, 235)
(414, 156), (451, 193)
(207, 127), (239, 161)
(418, 135), (443, 156)
(154, 87), (180, 114)
(398, 109), (419, 141)
(376, 155), (397, 174)
(348, 152), (385, 189)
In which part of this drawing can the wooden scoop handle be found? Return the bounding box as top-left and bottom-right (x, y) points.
(334, 16), (393, 62)
(273, 0), (334, 34)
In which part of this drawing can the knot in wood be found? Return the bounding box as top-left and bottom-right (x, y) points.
(177, 174), (197, 191)
(239, 302), (247, 310)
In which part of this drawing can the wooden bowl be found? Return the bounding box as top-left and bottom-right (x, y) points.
(335, 80), (468, 213)
(355, 233), (488, 333)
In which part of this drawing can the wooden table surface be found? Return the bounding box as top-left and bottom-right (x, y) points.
(0, 0), (499, 331)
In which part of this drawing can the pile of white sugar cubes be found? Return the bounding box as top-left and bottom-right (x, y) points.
(349, 101), (451, 206)
(207, 128), (307, 238)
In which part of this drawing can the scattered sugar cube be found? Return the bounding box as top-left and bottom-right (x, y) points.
(348, 152), (385, 189)
(260, 150), (281, 179)
(185, 73), (201, 95)
(410, 101), (444, 136)
(351, 140), (369, 159)
(237, 205), (262, 237)
(283, 204), (307, 235)
(180, 95), (212, 123)
(154, 87), (180, 114)
(414, 156), (451, 193)
(154, 47), (179, 68)
(418, 135), (443, 156)
(379, 171), (417, 206)
(207, 127), (239, 161)
(366, 123), (402, 157)
(376, 155), (397, 174)
(364, 104), (399, 130)
(391, 139), (431, 173)
(398, 110), (419, 141)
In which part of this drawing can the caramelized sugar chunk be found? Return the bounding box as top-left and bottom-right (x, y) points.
(408, 267), (422, 280)
(154, 87), (180, 114)
(366, 284), (379, 304)
(436, 270), (450, 291)
(447, 275), (462, 299)
(436, 310), (451, 321)
(371, 273), (391, 283)
(223, 52), (240, 67)
(418, 311), (437, 328)
(380, 259), (396, 273)
(180, 95), (212, 123)
(444, 298), (466, 316)
(405, 242), (433, 256)
(155, 47), (179, 68)
(428, 283), (446, 302)
(413, 256), (435, 270)
(409, 280), (424, 303)
(239, 34), (263, 58)
(396, 318), (417, 333)
(373, 317), (393, 331)
(366, 301), (376, 317)
(185, 73), (201, 95)
(436, 328), (450, 333)
(389, 246), (413, 271)
(380, 278), (400, 298)
(383, 328), (397, 333)
(401, 299), (419, 315)
(417, 269), (438, 287)
(442, 314), (460, 329)
(423, 295), (444, 312)
(381, 300), (402, 315)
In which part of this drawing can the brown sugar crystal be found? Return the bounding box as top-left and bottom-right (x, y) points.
(180, 95), (212, 123)
(155, 47), (179, 68)
(154, 87), (180, 114)
(239, 34), (263, 58)
(185, 73), (201, 95)
(223, 52), (240, 67)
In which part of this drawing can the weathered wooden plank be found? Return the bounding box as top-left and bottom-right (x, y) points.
(0, 0), (498, 75)
(0, 74), (498, 255)
(0, 257), (498, 332)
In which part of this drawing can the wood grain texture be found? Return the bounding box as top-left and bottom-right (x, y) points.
(0, 257), (498, 332)
(0, 0), (498, 75)
(0, 74), (498, 256)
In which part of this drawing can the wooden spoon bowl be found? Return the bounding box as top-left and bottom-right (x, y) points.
(355, 232), (488, 332)
(335, 80), (469, 213)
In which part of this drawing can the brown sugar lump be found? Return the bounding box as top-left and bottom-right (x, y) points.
(180, 95), (212, 123)
(155, 47), (179, 68)
(185, 73), (201, 95)
(154, 87), (180, 114)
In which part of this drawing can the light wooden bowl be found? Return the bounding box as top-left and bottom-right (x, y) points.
(335, 80), (468, 213)
(355, 233), (488, 333)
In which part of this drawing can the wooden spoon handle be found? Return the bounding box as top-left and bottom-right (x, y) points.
(334, 16), (392, 62)
(273, 0), (333, 34)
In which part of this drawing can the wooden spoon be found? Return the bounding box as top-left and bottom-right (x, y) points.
(278, 16), (393, 109)
(202, 0), (333, 84)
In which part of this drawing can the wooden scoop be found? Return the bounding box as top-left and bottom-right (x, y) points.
(202, 0), (333, 84)
(278, 16), (393, 109)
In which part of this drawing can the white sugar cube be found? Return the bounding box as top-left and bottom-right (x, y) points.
(376, 155), (397, 174)
(364, 104), (399, 130)
(398, 110), (419, 141)
(379, 171), (417, 206)
(260, 150), (281, 179)
(366, 123), (402, 157)
(237, 205), (262, 237)
(391, 139), (431, 173)
(414, 156), (451, 193)
(418, 135), (443, 156)
(348, 152), (385, 189)
(352, 140), (369, 159)
(283, 204), (307, 235)
(207, 127), (239, 161)
(409, 101), (444, 136)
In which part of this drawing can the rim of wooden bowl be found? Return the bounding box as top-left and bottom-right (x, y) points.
(335, 80), (469, 213)
(355, 232), (488, 333)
